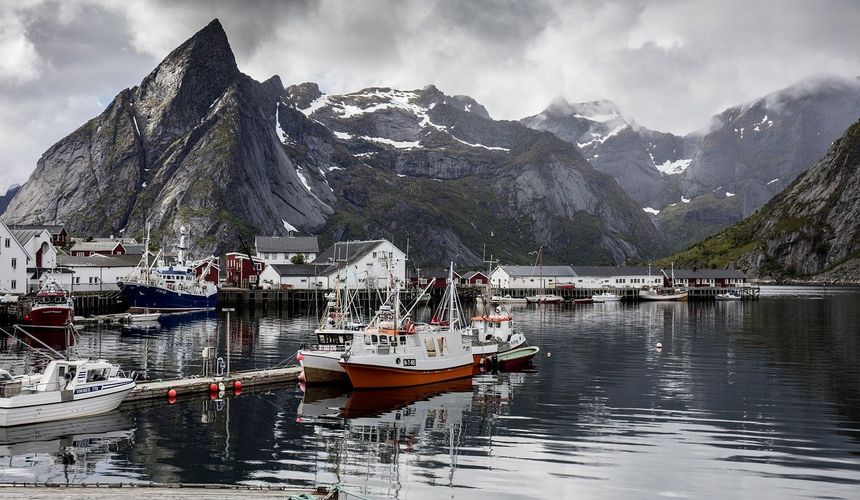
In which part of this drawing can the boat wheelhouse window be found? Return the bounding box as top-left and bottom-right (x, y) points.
(379, 336), (389, 346)
(425, 338), (437, 357)
(437, 337), (446, 355)
(495, 322), (502, 328)
(371, 335), (378, 344)
(364, 335), (372, 345)
(399, 336), (407, 345)
(86, 368), (109, 382)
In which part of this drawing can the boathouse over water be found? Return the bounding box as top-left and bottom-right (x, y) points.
(489, 265), (748, 290)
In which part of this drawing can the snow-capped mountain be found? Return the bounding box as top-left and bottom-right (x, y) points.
(3, 19), (666, 266)
(523, 75), (860, 252)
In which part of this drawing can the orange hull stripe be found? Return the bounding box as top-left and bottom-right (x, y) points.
(342, 362), (474, 389)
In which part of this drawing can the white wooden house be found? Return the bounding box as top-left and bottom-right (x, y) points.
(0, 218), (31, 295)
(570, 266), (664, 289)
(259, 264), (328, 289)
(490, 265), (577, 289)
(255, 236), (319, 265)
(56, 254), (140, 292)
(315, 239), (406, 289)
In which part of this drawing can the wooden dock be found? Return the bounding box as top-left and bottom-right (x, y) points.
(123, 366), (302, 402)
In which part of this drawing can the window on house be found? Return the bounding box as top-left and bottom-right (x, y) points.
(4, 238), (9, 248)
(11, 280), (16, 290)
(372, 252), (377, 258)
(11, 258), (16, 269)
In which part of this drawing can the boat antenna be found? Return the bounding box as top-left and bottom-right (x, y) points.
(448, 262), (455, 332)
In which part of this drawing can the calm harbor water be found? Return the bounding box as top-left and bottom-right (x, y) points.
(0, 286), (858, 498)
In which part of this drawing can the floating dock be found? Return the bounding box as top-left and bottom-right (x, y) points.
(123, 366), (302, 402)
(0, 483), (335, 499)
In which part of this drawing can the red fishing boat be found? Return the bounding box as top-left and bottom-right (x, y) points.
(27, 278), (74, 328)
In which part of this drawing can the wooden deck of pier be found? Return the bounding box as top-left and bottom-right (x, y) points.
(123, 366), (302, 402)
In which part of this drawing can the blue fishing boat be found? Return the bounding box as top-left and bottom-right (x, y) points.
(118, 226), (218, 313)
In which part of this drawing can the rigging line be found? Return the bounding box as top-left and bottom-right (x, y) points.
(0, 326), (57, 361)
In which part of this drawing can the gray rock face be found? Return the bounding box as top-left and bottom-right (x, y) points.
(4, 19), (332, 258)
(521, 98), (694, 210)
(288, 85), (668, 265)
(674, 119), (860, 279)
(5, 19), (665, 266)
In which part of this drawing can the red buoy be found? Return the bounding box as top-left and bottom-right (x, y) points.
(167, 395), (177, 404)
(209, 383), (218, 393)
(296, 352), (304, 362)
(233, 380), (242, 391)
(23, 315), (30, 322)
(167, 388), (177, 398)
(233, 387), (242, 396)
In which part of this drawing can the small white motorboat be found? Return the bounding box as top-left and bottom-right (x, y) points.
(715, 291), (742, 301)
(128, 312), (161, 322)
(0, 359), (135, 427)
(489, 294), (528, 304)
(592, 291), (621, 302)
(525, 294), (564, 304)
(639, 289), (689, 301)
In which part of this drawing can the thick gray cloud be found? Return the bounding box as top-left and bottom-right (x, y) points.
(2, 0), (860, 192)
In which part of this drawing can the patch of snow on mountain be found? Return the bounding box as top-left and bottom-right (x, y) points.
(767, 178), (779, 185)
(573, 112), (619, 123)
(396, 174), (406, 178)
(577, 124), (627, 148)
(642, 207), (661, 215)
(301, 95), (331, 116)
(464, 103), (472, 112)
(361, 136), (420, 149)
(655, 158), (692, 175)
(141, 182), (147, 188)
(275, 106), (288, 143)
(282, 219), (298, 232)
(295, 166), (312, 192)
(681, 196), (691, 203)
(328, 166), (344, 171)
(449, 134), (510, 151)
(725, 192), (736, 197)
(333, 131), (353, 140)
(132, 116), (140, 136)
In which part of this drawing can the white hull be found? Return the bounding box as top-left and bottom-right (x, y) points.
(640, 291), (688, 301)
(300, 350), (349, 384)
(715, 294), (741, 301)
(0, 381), (134, 427)
(592, 294), (621, 302)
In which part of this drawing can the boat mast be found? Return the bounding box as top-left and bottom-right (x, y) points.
(449, 262), (455, 333)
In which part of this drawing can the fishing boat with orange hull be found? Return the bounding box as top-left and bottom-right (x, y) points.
(467, 305), (526, 366)
(340, 264), (474, 390)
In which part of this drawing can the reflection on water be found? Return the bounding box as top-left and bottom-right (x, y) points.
(0, 289), (858, 498)
(0, 411), (135, 484)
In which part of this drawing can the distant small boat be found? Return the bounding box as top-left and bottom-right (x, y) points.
(496, 346), (540, 370)
(128, 312), (161, 322)
(489, 294), (528, 304)
(525, 294), (564, 304)
(715, 291), (742, 301)
(572, 298), (593, 304)
(592, 291), (621, 302)
(640, 289), (688, 301)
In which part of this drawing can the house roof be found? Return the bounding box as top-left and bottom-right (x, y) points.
(410, 268), (462, 279)
(70, 241), (125, 252)
(0, 218), (32, 259)
(91, 237), (139, 244)
(266, 264), (324, 277)
(57, 254), (140, 268)
(671, 269), (747, 279)
(10, 228), (43, 246)
(497, 265), (577, 277)
(8, 224), (65, 236)
(316, 240), (389, 265)
(462, 271), (488, 280)
(123, 244), (146, 255)
(571, 266), (657, 277)
(256, 236), (319, 254)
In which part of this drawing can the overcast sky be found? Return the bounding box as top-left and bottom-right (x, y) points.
(2, 0), (860, 192)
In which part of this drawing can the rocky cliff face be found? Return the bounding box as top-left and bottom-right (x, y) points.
(670, 119), (860, 278)
(4, 19), (665, 266)
(4, 20), (333, 256)
(522, 76), (860, 253)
